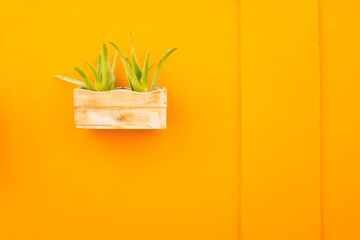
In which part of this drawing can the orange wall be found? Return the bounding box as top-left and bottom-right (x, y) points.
(320, 0), (360, 239)
(1, 0), (360, 240)
(240, 0), (360, 239)
(0, 1), (240, 239)
(240, 0), (321, 239)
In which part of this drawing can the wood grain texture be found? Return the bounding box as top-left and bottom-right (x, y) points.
(74, 88), (167, 129)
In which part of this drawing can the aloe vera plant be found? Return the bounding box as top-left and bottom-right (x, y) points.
(109, 38), (177, 92)
(55, 43), (117, 91)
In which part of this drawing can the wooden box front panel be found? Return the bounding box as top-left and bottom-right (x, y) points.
(74, 88), (167, 129)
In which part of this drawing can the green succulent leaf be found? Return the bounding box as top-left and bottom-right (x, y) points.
(73, 66), (96, 91)
(123, 56), (134, 90)
(110, 52), (118, 90)
(150, 47), (177, 91)
(55, 75), (86, 87)
(131, 35), (142, 80)
(140, 50), (150, 91)
(96, 54), (102, 90)
(111, 79), (116, 90)
(125, 56), (133, 70)
(149, 62), (154, 70)
(97, 54), (102, 74)
(109, 41), (146, 92)
(112, 52), (118, 73)
(82, 59), (100, 91)
(100, 43), (112, 91)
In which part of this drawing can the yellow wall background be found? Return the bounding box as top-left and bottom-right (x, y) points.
(1, 0), (360, 240)
(0, 1), (240, 239)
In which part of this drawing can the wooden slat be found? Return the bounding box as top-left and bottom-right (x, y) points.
(75, 108), (166, 129)
(74, 87), (167, 107)
(240, 0), (321, 239)
(74, 88), (167, 129)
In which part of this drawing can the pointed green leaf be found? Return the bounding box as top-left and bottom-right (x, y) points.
(128, 78), (134, 90)
(111, 52), (118, 73)
(55, 75), (85, 87)
(123, 56), (134, 90)
(111, 76), (116, 90)
(131, 35), (142, 80)
(101, 43), (111, 91)
(149, 62), (154, 70)
(97, 54), (102, 74)
(73, 66), (96, 91)
(150, 47), (177, 91)
(123, 58), (134, 91)
(82, 59), (100, 91)
(125, 56), (133, 70)
(140, 50), (150, 91)
(96, 54), (102, 90)
(110, 52), (118, 91)
(109, 41), (146, 92)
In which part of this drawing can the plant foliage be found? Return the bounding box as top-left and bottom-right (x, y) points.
(109, 37), (177, 92)
(55, 38), (176, 92)
(55, 43), (117, 91)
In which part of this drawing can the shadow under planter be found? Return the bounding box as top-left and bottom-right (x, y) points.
(74, 87), (167, 129)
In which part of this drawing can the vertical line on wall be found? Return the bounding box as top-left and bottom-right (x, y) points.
(237, 0), (242, 239)
(318, 0), (324, 239)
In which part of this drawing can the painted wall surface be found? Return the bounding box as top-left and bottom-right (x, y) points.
(240, 0), (321, 239)
(320, 0), (360, 239)
(0, 1), (240, 239)
(240, 0), (360, 239)
(1, 0), (360, 240)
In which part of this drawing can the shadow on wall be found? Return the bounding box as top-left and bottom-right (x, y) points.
(85, 129), (166, 163)
(87, 129), (161, 145)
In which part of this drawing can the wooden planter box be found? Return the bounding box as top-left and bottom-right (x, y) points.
(74, 87), (167, 129)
